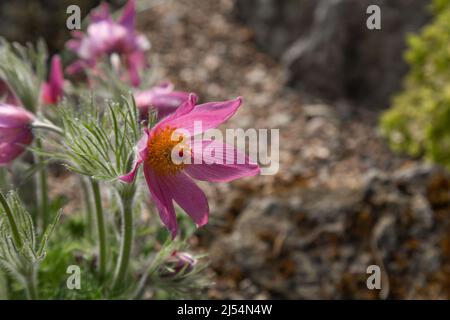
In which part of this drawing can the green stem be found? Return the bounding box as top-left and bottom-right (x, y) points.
(0, 192), (22, 249)
(35, 139), (49, 230)
(112, 191), (134, 291)
(0, 168), (8, 193)
(80, 177), (94, 238)
(31, 120), (64, 135)
(91, 179), (107, 279)
(24, 265), (38, 300)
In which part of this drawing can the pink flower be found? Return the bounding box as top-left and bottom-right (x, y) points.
(41, 55), (64, 105)
(134, 82), (190, 120)
(66, 0), (150, 87)
(0, 104), (35, 166)
(119, 94), (260, 238)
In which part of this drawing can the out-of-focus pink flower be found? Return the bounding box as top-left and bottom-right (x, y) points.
(0, 104), (35, 166)
(41, 55), (64, 105)
(66, 0), (150, 87)
(119, 94), (260, 238)
(134, 82), (190, 120)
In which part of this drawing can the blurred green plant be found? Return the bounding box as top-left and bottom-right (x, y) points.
(0, 38), (47, 112)
(380, 0), (450, 168)
(0, 191), (60, 299)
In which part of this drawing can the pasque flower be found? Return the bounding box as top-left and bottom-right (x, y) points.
(135, 82), (190, 120)
(120, 94), (260, 237)
(66, 0), (150, 87)
(0, 104), (35, 166)
(41, 55), (64, 105)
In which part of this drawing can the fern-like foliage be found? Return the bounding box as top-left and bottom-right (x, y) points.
(0, 38), (47, 111)
(40, 95), (143, 181)
(0, 191), (60, 298)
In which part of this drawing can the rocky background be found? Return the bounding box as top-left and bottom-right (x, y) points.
(234, 0), (431, 108)
(2, 0), (450, 299)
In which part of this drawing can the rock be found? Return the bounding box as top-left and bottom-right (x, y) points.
(210, 164), (450, 299)
(234, 0), (430, 108)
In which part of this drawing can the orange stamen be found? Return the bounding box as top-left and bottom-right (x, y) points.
(147, 126), (189, 176)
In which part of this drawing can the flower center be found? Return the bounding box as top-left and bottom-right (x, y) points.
(147, 126), (189, 176)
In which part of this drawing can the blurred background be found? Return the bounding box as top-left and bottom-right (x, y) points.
(1, 0), (449, 299)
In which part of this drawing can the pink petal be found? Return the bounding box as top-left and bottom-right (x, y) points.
(0, 127), (21, 142)
(162, 172), (209, 227)
(66, 60), (85, 75)
(119, 128), (149, 183)
(154, 81), (174, 93)
(41, 55), (64, 105)
(0, 128), (33, 166)
(162, 97), (243, 135)
(49, 55), (64, 93)
(135, 86), (190, 120)
(126, 51), (146, 87)
(90, 2), (111, 23)
(185, 140), (260, 182)
(143, 166), (178, 238)
(66, 38), (81, 52)
(40, 83), (53, 105)
(119, 0), (136, 31)
(156, 93), (197, 126)
(0, 104), (34, 128)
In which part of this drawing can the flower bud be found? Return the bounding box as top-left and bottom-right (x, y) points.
(0, 104), (35, 166)
(160, 251), (197, 277)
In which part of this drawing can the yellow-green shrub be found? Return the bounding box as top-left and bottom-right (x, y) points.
(380, 0), (450, 168)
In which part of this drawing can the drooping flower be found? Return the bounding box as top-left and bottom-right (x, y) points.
(66, 0), (150, 87)
(0, 104), (35, 166)
(134, 82), (190, 120)
(120, 94), (260, 237)
(41, 55), (64, 105)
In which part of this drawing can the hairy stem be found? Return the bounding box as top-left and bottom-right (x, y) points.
(24, 265), (38, 300)
(112, 189), (134, 292)
(91, 179), (107, 279)
(31, 120), (64, 135)
(80, 177), (94, 238)
(35, 139), (49, 231)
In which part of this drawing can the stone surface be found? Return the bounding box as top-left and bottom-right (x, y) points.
(234, 0), (431, 107)
(209, 164), (450, 299)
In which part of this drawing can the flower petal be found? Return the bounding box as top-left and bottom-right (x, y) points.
(135, 85), (190, 120)
(119, 128), (149, 183)
(90, 2), (111, 23)
(162, 172), (209, 227)
(0, 128), (33, 166)
(41, 55), (64, 105)
(119, 0), (136, 30)
(49, 55), (64, 94)
(143, 166), (178, 238)
(0, 104), (34, 128)
(126, 51), (146, 87)
(162, 97), (242, 135)
(155, 93), (197, 127)
(185, 140), (260, 182)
